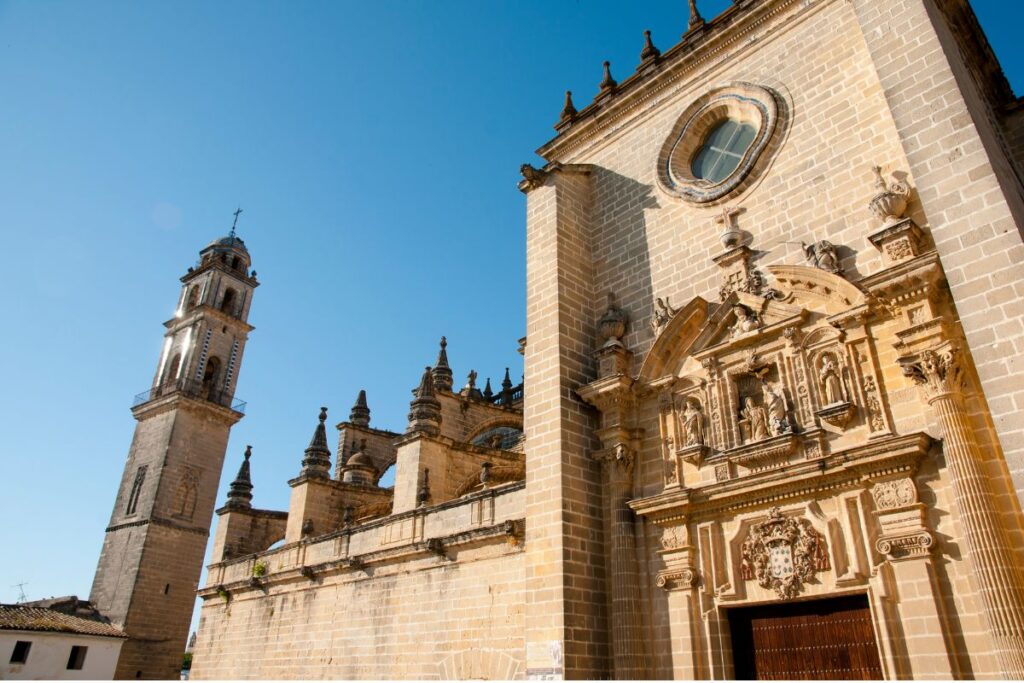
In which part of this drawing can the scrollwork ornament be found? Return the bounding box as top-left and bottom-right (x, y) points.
(739, 507), (830, 600)
(871, 478), (917, 511)
(899, 345), (964, 401)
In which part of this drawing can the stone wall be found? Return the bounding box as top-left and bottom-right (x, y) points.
(191, 483), (526, 680)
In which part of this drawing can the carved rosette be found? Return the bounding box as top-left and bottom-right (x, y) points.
(898, 343), (964, 402)
(871, 478), (917, 510)
(739, 508), (830, 600)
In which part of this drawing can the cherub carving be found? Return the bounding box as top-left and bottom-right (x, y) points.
(730, 304), (760, 339)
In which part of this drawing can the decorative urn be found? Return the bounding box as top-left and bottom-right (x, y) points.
(868, 165), (909, 225)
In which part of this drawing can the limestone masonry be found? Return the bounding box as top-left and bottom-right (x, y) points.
(94, 0), (1024, 679)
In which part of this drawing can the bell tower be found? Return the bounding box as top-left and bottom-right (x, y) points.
(90, 222), (258, 680)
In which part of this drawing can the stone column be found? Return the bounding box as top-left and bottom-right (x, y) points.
(900, 343), (1024, 677)
(871, 478), (955, 678)
(594, 444), (646, 679)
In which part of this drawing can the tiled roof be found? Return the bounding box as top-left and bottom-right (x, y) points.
(0, 604), (126, 638)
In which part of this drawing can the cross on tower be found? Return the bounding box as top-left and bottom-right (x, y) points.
(229, 207), (243, 238)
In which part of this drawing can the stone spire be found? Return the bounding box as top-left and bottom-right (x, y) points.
(500, 367), (515, 405)
(432, 336), (454, 392)
(300, 407), (332, 478)
(686, 0), (705, 33)
(349, 390), (370, 427)
(599, 61), (617, 93)
(407, 367), (442, 436)
(483, 377), (494, 401)
(559, 90), (577, 123)
(639, 30), (660, 62)
(225, 446), (254, 510)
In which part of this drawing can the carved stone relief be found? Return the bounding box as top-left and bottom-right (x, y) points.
(739, 508), (830, 600)
(871, 478), (917, 511)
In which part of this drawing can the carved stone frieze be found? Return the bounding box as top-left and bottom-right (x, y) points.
(871, 478), (917, 511)
(661, 525), (688, 551)
(739, 507), (830, 600)
(714, 463), (731, 482)
(725, 434), (798, 471)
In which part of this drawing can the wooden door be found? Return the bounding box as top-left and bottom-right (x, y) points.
(728, 594), (883, 680)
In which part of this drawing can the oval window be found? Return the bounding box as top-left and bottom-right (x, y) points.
(691, 119), (758, 184)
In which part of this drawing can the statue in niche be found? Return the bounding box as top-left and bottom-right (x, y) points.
(680, 398), (705, 447)
(802, 240), (843, 275)
(819, 354), (845, 405)
(651, 296), (677, 335)
(741, 397), (769, 442)
(763, 382), (792, 436)
(730, 304), (760, 339)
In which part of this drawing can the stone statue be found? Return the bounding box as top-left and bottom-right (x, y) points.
(763, 382), (791, 436)
(680, 398), (705, 447)
(819, 355), (844, 405)
(742, 397), (769, 442)
(651, 296), (677, 335)
(802, 240), (842, 275)
(730, 304), (760, 338)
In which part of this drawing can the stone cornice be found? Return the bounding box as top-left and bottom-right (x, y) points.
(130, 391), (243, 426)
(536, 0), (810, 162)
(630, 432), (932, 522)
(163, 304), (255, 334)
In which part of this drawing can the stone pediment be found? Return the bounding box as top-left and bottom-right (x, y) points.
(766, 265), (866, 315)
(690, 292), (805, 357)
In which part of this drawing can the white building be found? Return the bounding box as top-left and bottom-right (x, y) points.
(0, 600), (126, 680)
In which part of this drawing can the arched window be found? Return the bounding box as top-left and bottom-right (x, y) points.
(202, 357), (221, 387)
(231, 256), (240, 270)
(163, 353), (181, 386)
(174, 468), (199, 520)
(185, 286), (200, 312)
(471, 426), (524, 450)
(220, 288), (236, 314)
(126, 465), (147, 515)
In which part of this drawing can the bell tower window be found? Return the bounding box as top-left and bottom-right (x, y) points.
(221, 288), (237, 314)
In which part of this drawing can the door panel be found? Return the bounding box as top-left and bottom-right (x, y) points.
(729, 594), (883, 680)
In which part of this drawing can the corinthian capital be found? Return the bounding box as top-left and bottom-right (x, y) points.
(898, 343), (963, 401)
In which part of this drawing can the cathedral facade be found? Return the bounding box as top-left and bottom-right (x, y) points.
(97, 0), (1024, 679)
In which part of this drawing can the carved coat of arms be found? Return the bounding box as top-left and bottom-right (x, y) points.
(739, 507), (830, 599)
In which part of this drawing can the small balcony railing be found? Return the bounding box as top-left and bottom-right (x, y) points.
(133, 378), (247, 413)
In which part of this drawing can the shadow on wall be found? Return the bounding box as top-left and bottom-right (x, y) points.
(587, 167), (660, 358)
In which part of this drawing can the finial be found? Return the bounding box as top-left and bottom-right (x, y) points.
(599, 61), (617, 93)
(226, 445), (254, 509)
(686, 0), (705, 33)
(502, 367), (513, 389)
(230, 207), (243, 239)
(432, 336), (454, 392)
(640, 30), (661, 62)
(560, 90), (577, 122)
(483, 377), (494, 400)
(300, 406), (332, 478)
(499, 368), (515, 405)
(871, 165), (887, 190)
(349, 389), (371, 427)
(407, 367), (442, 436)
(417, 468), (431, 507)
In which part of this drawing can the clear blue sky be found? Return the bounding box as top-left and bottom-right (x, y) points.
(0, 0), (1020, 628)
